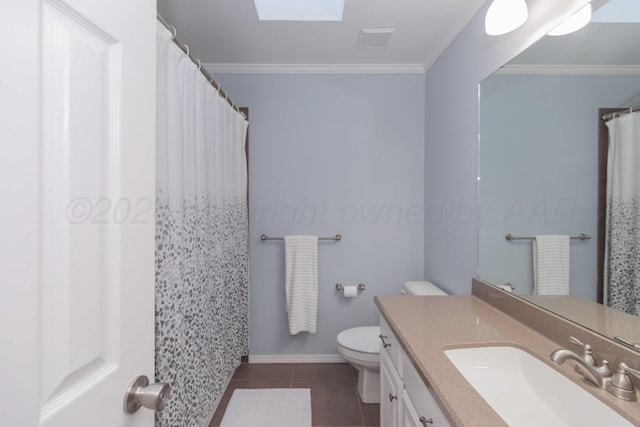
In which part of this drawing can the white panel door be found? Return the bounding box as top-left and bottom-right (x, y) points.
(0, 1), (157, 426)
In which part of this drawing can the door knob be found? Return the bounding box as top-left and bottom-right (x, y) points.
(124, 375), (171, 414)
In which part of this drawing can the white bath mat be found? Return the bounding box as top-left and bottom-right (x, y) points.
(220, 388), (311, 427)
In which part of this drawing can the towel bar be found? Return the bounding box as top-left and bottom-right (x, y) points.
(505, 233), (591, 241)
(260, 234), (342, 241)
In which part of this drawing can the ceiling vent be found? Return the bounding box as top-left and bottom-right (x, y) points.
(357, 28), (395, 49)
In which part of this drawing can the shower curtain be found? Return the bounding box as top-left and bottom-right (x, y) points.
(155, 23), (249, 427)
(604, 111), (640, 316)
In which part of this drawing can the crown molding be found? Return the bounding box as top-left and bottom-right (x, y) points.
(203, 63), (426, 74)
(496, 64), (640, 75)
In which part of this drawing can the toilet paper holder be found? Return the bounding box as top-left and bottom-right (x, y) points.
(336, 283), (366, 291)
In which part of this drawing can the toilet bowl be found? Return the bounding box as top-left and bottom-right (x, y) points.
(337, 326), (381, 403)
(336, 281), (447, 404)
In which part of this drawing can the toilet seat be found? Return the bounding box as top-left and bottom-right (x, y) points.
(337, 326), (380, 354)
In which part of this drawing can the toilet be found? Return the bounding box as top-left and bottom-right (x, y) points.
(336, 281), (448, 403)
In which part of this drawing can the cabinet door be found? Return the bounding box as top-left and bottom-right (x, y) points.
(403, 389), (450, 427)
(402, 353), (451, 427)
(380, 316), (402, 375)
(380, 349), (402, 427)
(401, 389), (422, 427)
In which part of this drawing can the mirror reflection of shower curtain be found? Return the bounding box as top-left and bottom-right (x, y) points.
(604, 111), (640, 316)
(155, 23), (249, 427)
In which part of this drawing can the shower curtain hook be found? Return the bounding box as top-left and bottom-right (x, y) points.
(169, 25), (177, 40)
(184, 44), (190, 56)
(211, 79), (220, 93)
(196, 59), (202, 70)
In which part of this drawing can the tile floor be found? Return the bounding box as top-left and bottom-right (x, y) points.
(208, 362), (380, 427)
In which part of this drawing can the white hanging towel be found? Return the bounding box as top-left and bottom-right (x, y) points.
(533, 235), (570, 295)
(284, 235), (319, 335)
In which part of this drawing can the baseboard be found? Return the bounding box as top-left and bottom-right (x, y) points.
(248, 354), (346, 364)
(208, 362), (237, 423)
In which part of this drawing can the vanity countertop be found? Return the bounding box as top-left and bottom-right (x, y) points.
(374, 294), (640, 427)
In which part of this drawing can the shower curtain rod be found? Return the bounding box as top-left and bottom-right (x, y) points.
(602, 106), (640, 121)
(157, 14), (245, 118)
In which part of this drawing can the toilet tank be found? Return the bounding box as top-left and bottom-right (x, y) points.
(402, 281), (447, 296)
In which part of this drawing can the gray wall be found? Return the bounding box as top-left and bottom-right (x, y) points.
(215, 73), (425, 355)
(423, 0), (590, 295)
(212, 0), (590, 356)
(478, 74), (640, 299)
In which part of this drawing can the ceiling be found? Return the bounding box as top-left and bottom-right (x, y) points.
(507, 0), (640, 70)
(156, 0), (488, 72)
(508, 22), (640, 68)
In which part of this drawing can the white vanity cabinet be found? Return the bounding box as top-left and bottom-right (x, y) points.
(380, 316), (451, 427)
(401, 351), (451, 427)
(381, 348), (403, 426)
(380, 316), (402, 373)
(380, 317), (404, 426)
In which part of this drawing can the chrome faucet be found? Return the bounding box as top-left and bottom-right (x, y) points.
(567, 336), (596, 365)
(550, 336), (640, 401)
(550, 336), (612, 388)
(606, 362), (640, 401)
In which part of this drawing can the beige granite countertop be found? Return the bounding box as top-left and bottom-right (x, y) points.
(375, 294), (640, 427)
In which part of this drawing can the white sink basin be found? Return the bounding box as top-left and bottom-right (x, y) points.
(444, 346), (633, 426)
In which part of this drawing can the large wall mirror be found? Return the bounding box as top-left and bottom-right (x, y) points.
(478, 0), (640, 349)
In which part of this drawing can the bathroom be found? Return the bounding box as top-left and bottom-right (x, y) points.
(3, 0), (640, 426)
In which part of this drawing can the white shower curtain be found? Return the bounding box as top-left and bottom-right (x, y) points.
(154, 22), (249, 427)
(604, 111), (640, 316)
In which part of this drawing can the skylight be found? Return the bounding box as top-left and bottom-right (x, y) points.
(254, 0), (345, 21)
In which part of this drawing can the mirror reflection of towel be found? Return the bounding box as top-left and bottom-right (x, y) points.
(284, 235), (318, 335)
(533, 235), (570, 295)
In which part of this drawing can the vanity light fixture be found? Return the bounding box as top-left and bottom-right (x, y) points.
(485, 0), (528, 36)
(547, 3), (592, 36)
